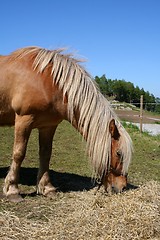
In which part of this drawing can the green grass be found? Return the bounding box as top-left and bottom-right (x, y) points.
(0, 120), (160, 195)
(155, 121), (160, 124)
(123, 123), (160, 185)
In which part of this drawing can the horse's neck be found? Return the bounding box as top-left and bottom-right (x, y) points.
(67, 109), (88, 140)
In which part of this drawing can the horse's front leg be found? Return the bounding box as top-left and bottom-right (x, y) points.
(37, 126), (57, 197)
(3, 115), (33, 202)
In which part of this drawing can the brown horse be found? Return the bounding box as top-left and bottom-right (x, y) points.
(0, 47), (133, 202)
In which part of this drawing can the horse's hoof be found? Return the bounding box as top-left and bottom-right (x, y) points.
(7, 194), (24, 203)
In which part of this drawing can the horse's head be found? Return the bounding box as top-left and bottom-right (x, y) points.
(103, 119), (128, 194)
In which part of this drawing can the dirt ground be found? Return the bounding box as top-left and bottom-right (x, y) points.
(115, 109), (160, 124)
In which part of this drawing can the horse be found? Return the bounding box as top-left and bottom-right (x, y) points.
(0, 46), (133, 202)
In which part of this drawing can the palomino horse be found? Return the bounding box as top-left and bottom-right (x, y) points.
(0, 47), (133, 202)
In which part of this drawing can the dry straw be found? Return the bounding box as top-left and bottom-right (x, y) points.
(0, 181), (159, 240)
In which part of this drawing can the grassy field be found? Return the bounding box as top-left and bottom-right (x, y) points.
(0, 121), (159, 187)
(0, 120), (160, 239)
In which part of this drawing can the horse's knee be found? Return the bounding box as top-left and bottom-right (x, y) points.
(13, 148), (25, 163)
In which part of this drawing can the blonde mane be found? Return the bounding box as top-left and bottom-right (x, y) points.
(14, 47), (133, 179)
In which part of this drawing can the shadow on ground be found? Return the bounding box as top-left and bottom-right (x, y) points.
(0, 167), (138, 197)
(0, 167), (94, 193)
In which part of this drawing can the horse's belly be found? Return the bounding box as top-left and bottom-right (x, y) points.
(0, 92), (15, 126)
(0, 111), (15, 126)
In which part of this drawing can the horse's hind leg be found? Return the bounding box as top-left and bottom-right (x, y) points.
(3, 115), (33, 202)
(37, 126), (57, 197)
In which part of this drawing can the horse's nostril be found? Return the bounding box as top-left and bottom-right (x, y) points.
(122, 186), (127, 192)
(112, 187), (121, 194)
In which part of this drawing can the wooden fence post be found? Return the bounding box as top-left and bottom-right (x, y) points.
(140, 95), (143, 134)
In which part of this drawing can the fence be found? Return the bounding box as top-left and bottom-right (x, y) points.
(110, 95), (160, 134)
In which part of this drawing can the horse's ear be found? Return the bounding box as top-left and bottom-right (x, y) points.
(109, 119), (120, 139)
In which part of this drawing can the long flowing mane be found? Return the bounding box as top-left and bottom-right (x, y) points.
(12, 47), (133, 179)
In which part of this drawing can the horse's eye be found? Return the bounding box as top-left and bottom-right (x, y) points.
(116, 150), (121, 156)
(117, 150), (123, 164)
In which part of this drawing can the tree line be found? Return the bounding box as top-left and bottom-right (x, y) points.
(95, 75), (160, 113)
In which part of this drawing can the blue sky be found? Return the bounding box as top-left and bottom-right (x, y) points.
(1, 0), (160, 98)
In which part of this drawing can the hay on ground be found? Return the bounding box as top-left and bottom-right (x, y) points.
(0, 181), (160, 240)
